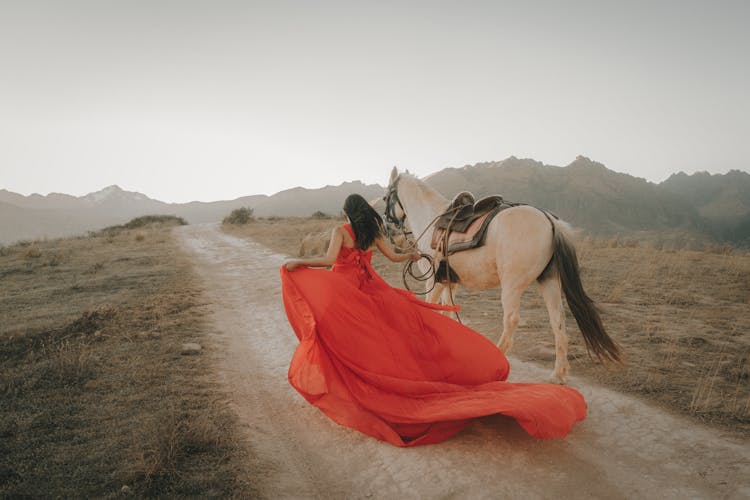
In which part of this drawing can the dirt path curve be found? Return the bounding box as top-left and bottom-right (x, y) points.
(177, 223), (749, 499)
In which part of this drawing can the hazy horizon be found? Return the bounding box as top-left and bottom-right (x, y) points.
(2, 0), (748, 203)
(3, 155), (749, 204)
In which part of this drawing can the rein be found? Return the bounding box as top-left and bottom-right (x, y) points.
(383, 177), (464, 321)
(402, 254), (436, 295)
(384, 177), (462, 252)
(383, 176), (417, 248)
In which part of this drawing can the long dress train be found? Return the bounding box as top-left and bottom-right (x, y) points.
(280, 224), (586, 446)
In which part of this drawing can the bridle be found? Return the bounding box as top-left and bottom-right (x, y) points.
(383, 175), (412, 244)
(383, 175), (448, 299)
(383, 174), (465, 253)
(382, 174), (466, 321)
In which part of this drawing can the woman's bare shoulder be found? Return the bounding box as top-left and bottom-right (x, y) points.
(332, 225), (350, 241)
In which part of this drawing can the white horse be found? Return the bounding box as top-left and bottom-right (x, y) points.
(384, 167), (620, 383)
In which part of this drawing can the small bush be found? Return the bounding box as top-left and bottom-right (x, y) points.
(99, 215), (187, 236)
(24, 247), (42, 259)
(65, 305), (118, 335)
(311, 210), (330, 219)
(223, 207), (255, 225)
(124, 215), (188, 230)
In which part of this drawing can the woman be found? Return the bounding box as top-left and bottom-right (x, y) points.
(284, 194), (421, 273)
(281, 194), (586, 447)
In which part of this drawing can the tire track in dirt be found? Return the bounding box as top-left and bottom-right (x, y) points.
(177, 223), (749, 500)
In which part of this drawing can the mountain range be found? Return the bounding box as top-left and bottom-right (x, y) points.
(1, 157), (748, 247)
(0, 180), (383, 245)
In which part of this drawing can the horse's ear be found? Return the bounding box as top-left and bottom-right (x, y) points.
(390, 166), (398, 183)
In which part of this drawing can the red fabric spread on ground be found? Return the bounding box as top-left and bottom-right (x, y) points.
(280, 224), (586, 446)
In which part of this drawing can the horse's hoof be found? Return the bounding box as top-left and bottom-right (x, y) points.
(548, 373), (566, 385)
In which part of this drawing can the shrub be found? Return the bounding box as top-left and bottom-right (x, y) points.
(99, 215), (187, 236)
(65, 304), (118, 335)
(223, 207), (255, 225)
(311, 211), (330, 219)
(24, 247), (42, 259)
(123, 215), (187, 229)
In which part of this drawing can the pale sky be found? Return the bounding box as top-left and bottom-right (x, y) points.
(1, 0), (748, 203)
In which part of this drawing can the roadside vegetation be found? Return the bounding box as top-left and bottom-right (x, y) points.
(224, 216), (750, 437)
(222, 207), (255, 225)
(98, 214), (188, 233)
(0, 216), (254, 497)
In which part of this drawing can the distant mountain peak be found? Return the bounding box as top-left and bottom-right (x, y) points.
(672, 169), (749, 179)
(77, 185), (158, 205)
(495, 156), (544, 169)
(566, 156), (612, 176)
(98, 184), (123, 193)
(569, 155), (601, 166)
(83, 185), (124, 203)
(667, 171), (689, 179)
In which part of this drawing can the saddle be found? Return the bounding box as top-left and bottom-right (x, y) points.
(431, 192), (515, 255)
(434, 192), (505, 232)
(431, 192), (523, 283)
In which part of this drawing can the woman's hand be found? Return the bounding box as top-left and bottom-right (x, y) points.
(284, 260), (302, 271)
(409, 251), (421, 262)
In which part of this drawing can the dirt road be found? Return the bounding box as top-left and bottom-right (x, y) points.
(177, 223), (749, 499)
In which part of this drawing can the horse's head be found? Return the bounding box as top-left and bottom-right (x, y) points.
(383, 166), (416, 247)
(384, 166), (406, 230)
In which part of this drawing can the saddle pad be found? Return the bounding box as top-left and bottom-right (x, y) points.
(431, 208), (499, 255)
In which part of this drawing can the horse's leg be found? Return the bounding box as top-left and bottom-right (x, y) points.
(496, 283), (523, 354)
(441, 283), (460, 320)
(426, 281), (445, 307)
(538, 276), (569, 384)
(427, 283), (457, 317)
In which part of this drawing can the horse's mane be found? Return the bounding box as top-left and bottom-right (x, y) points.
(398, 173), (448, 206)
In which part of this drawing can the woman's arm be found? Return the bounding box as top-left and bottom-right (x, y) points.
(284, 227), (344, 271)
(375, 236), (420, 263)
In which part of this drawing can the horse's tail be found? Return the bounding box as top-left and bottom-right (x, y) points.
(545, 220), (622, 363)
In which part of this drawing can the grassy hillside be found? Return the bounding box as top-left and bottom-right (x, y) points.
(0, 218), (255, 497)
(662, 170), (750, 245)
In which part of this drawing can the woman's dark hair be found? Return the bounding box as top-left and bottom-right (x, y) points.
(343, 194), (384, 250)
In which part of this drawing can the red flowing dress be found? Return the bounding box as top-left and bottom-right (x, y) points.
(280, 224), (586, 446)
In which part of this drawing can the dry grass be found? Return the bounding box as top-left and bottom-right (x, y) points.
(0, 222), (255, 497)
(227, 217), (750, 437)
(223, 215), (345, 256)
